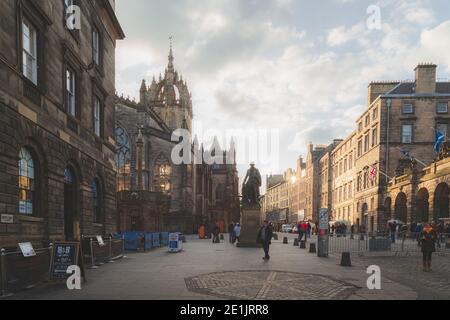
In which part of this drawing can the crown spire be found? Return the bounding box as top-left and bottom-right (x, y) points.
(168, 36), (174, 72)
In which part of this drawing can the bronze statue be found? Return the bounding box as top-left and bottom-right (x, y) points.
(242, 163), (261, 206)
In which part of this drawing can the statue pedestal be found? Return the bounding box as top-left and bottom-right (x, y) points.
(236, 205), (261, 248)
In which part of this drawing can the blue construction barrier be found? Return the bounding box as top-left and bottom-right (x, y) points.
(119, 231), (170, 251)
(145, 233), (153, 250)
(160, 232), (169, 246)
(152, 233), (161, 248)
(123, 232), (145, 251)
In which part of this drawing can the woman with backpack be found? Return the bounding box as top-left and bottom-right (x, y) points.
(419, 224), (439, 272)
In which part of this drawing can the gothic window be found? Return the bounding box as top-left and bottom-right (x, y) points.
(18, 148), (35, 215)
(92, 179), (102, 223)
(154, 155), (171, 193)
(115, 126), (131, 191)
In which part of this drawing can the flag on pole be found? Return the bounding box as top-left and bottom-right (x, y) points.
(435, 131), (445, 153)
(369, 165), (377, 181)
(400, 149), (412, 160)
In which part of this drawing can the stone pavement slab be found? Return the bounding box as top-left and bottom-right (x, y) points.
(6, 234), (418, 300)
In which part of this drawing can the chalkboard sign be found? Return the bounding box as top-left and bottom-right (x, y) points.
(49, 242), (85, 282)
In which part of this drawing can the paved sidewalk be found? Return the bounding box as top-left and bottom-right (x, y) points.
(7, 234), (417, 300)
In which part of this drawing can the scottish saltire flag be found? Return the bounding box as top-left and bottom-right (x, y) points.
(435, 131), (445, 153)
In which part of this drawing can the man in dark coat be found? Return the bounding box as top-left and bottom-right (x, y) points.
(257, 220), (273, 261)
(228, 222), (235, 243)
(419, 224), (439, 272)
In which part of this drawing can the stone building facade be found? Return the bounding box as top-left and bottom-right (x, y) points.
(264, 63), (450, 232)
(330, 133), (357, 224)
(0, 0), (124, 248)
(115, 48), (239, 235)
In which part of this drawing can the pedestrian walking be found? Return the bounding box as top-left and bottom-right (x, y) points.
(257, 220), (273, 261)
(228, 222), (235, 243)
(390, 222), (397, 243)
(234, 223), (241, 243)
(212, 223), (220, 243)
(419, 223), (439, 272)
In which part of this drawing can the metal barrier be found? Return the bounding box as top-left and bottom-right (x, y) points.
(86, 236), (125, 268)
(0, 246), (52, 297)
(152, 233), (161, 248)
(118, 231), (171, 252)
(324, 233), (450, 256)
(160, 232), (169, 246)
(145, 233), (153, 251)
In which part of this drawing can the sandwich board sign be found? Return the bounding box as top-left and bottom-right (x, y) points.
(168, 233), (182, 253)
(49, 242), (86, 283)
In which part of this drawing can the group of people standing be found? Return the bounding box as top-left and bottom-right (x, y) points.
(228, 222), (241, 244)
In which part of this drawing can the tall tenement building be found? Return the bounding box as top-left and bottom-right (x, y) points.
(0, 0), (125, 248)
(263, 63), (450, 232)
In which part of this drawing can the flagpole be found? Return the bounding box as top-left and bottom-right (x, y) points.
(395, 147), (429, 167)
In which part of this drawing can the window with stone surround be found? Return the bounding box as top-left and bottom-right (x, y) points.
(18, 148), (36, 215)
(154, 155), (171, 193)
(65, 66), (77, 117)
(402, 125), (413, 144)
(115, 126), (131, 191)
(357, 140), (362, 157)
(372, 127), (378, 147)
(402, 104), (414, 115)
(22, 19), (38, 85)
(437, 102), (449, 114)
(92, 178), (102, 223)
(93, 96), (102, 137)
(364, 135), (369, 152)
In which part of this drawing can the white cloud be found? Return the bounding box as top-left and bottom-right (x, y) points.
(115, 0), (450, 174)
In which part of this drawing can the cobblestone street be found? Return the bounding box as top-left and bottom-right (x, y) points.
(351, 254), (450, 300)
(6, 234), (423, 300)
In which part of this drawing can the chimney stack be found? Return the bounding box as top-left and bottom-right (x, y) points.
(415, 63), (437, 94)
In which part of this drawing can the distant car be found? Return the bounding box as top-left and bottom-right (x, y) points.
(282, 224), (292, 233)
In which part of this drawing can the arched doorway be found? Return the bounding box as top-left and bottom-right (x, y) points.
(416, 188), (429, 223)
(394, 192), (408, 224)
(64, 166), (79, 241)
(434, 183), (450, 222)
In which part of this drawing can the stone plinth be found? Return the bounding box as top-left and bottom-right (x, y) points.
(236, 205), (261, 248)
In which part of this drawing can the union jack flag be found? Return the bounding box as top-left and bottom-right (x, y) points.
(369, 165), (377, 181)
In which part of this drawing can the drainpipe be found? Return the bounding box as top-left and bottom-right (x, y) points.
(386, 98), (392, 187)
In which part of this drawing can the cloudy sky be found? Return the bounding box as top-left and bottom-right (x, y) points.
(115, 0), (450, 186)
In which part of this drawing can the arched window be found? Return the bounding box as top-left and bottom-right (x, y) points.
(18, 148), (35, 215)
(154, 155), (171, 193)
(92, 179), (102, 223)
(115, 126), (131, 191)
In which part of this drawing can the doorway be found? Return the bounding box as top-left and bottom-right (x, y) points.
(64, 166), (79, 241)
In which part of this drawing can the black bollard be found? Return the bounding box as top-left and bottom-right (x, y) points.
(309, 243), (317, 253)
(220, 234), (224, 240)
(294, 238), (299, 246)
(300, 241), (306, 249)
(340, 252), (352, 267)
(283, 237), (288, 244)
